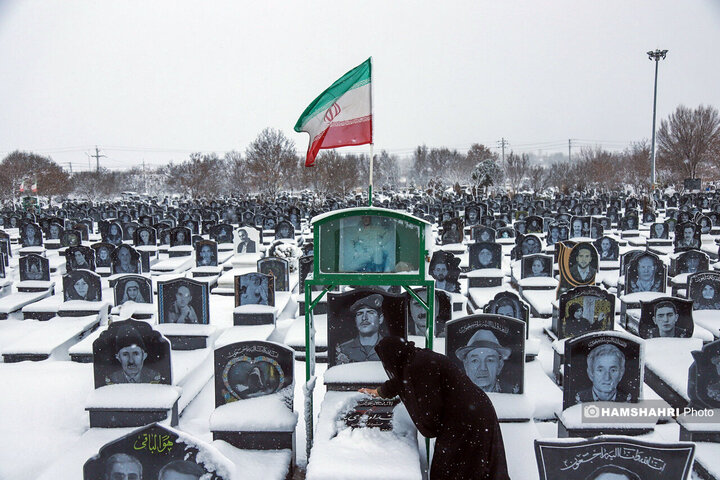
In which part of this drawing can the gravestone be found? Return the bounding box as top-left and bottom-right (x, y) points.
(593, 236), (619, 262)
(274, 220), (295, 240)
(534, 437), (695, 480)
(236, 226), (259, 253)
(195, 239), (218, 267)
(63, 269), (102, 302)
(169, 226), (191, 247)
(429, 250), (461, 293)
(60, 229), (82, 248)
(569, 216), (590, 238)
(158, 278), (209, 325)
(471, 225), (496, 242)
(518, 234), (543, 259)
(66, 245), (96, 272)
(674, 221), (701, 251)
(624, 253), (666, 294)
(672, 249), (708, 276)
(134, 226), (157, 246)
(650, 222), (670, 239)
(92, 242), (115, 269)
(235, 272), (275, 308)
(525, 215), (544, 234)
(521, 253), (553, 278)
(327, 289), (406, 368)
(446, 314), (525, 394)
(688, 271), (720, 310)
(122, 221), (139, 241)
(468, 242), (502, 270)
(114, 275), (153, 306)
(209, 223), (234, 244)
(557, 242), (599, 297)
(441, 217), (464, 244)
(556, 286), (615, 340)
(484, 291), (530, 339)
(103, 222), (124, 246)
(19, 254), (50, 282)
(258, 257), (290, 292)
(638, 297), (694, 339)
(83, 423), (231, 480)
(405, 287), (451, 337)
(111, 244), (141, 275)
(687, 339), (720, 410)
(20, 222), (43, 247)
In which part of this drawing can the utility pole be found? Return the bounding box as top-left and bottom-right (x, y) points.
(648, 48), (668, 189)
(66, 162), (73, 174)
(88, 146), (106, 172)
(568, 139), (572, 162)
(497, 138), (509, 162)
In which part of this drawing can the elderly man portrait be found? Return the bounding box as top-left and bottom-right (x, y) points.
(575, 343), (634, 403)
(629, 255), (662, 293)
(105, 324), (162, 385)
(455, 329), (515, 393)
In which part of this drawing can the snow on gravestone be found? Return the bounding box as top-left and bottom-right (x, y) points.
(445, 314), (525, 394)
(563, 332), (642, 411)
(688, 271), (720, 310)
(63, 269), (102, 302)
(534, 437), (694, 480)
(687, 339), (720, 410)
(83, 423), (233, 480)
(19, 253), (50, 282)
(638, 297), (694, 339)
(157, 277), (209, 325)
(258, 257), (289, 292)
(113, 275), (154, 318)
(555, 286), (615, 340)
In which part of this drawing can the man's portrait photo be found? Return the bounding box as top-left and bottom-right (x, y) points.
(106, 323), (163, 384)
(195, 240), (218, 267)
(134, 226), (156, 246)
(21, 222), (42, 247)
(339, 215), (396, 273)
(158, 280), (208, 324)
(520, 234), (542, 257)
(236, 227), (257, 253)
(469, 242), (501, 270)
(428, 250), (461, 293)
(626, 254), (664, 294)
(675, 222), (700, 250)
(66, 246), (96, 272)
(112, 244), (141, 274)
(335, 293), (386, 364)
(571, 342), (637, 405)
(157, 460), (206, 480)
(102, 453), (142, 480)
(567, 244), (598, 284)
(455, 329), (512, 393)
(639, 298), (693, 339)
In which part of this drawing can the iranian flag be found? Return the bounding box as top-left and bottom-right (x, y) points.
(294, 58), (372, 167)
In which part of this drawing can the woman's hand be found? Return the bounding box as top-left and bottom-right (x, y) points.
(359, 387), (379, 397)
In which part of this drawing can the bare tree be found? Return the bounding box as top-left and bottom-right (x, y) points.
(503, 151), (529, 195)
(620, 141), (651, 193)
(164, 152), (223, 197)
(246, 128), (298, 195)
(471, 159), (504, 195)
(525, 165), (551, 194)
(0, 151), (72, 203)
(657, 104), (720, 180)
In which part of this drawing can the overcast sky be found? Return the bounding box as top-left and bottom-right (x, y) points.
(1, 0), (719, 171)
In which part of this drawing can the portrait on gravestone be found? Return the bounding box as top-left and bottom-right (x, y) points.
(495, 227), (514, 239)
(111, 244), (141, 274)
(83, 424), (228, 480)
(625, 253), (665, 294)
(158, 228), (171, 246)
(569, 216), (588, 238)
(665, 216), (678, 234)
(92, 243), (114, 268)
(650, 222), (669, 239)
(688, 340), (720, 409)
(158, 279), (209, 325)
(698, 215), (712, 234)
(236, 227), (257, 253)
(19, 254), (50, 282)
(643, 211), (657, 223)
(60, 229), (81, 248)
(588, 222), (603, 240)
(339, 215), (398, 273)
(262, 216), (277, 231)
(688, 272), (720, 310)
(214, 341), (294, 406)
(235, 273), (275, 307)
(184, 219), (199, 235)
(675, 222), (700, 250)
(169, 227), (191, 247)
(557, 286), (614, 339)
(484, 291), (530, 337)
(514, 220), (527, 236)
(47, 222), (63, 240)
(490, 218), (507, 230)
(274, 220), (294, 240)
(441, 218), (464, 244)
(66, 246), (96, 272)
(593, 236), (619, 261)
(195, 240), (218, 267)
(469, 242), (502, 270)
(63, 270), (101, 302)
(521, 254), (553, 278)
(258, 257), (289, 292)
(114, 275), (153, 306)
(525, 215), (543, 234)
(471, 225), (496, 243)
(464, 206), (480, 226)
(92, 319), (170, 387)
(405, 288), (451, 337)
(564, 242), (599, 284)
(534, 437), (695, 480)
(429, 251), (461, 293)
(327, 290), (406, 366)
(675, 249), (708, 275)
(563, 334), (641, 408)
(446, 314), (525, 394)
(123, 222), (139, 241)
(620, 214), (639, 231)
(519, 234), (542, 258)
(104, 222), (124, 246)
(134, 226), (157, 246)
(74, 222), (91, 241)
(210, 224), (234, 244)
(21, 222), (42, 247)
(639, 297), (694, 339)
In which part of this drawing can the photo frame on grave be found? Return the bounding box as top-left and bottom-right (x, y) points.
(158, 228), (171, 246)
(202, 220), (217, 234)
(698, 215), (712, 234)
(139, 215), (153, 227)
(63, 269), (101, 302)
(563, 332), (641, 409)
(0, 253), (5, 278)
(82, 424), (229, 480)
(103, 222), (124, 246)
(525, 215), (544, 234)
(557, 286), (615, 340)
(446, 314), (525, 394)
(464, 205), (480, 226)
(674, 221), (701, 251)
(20, 222), (43, 247)
(518, 234), (542, 259)
(495, 226), (514, 239)
(235, 272), (275, 307)
(593, 236), (619, 262)
(74, 221), (91, 240)
(490, 218), (506, 230)
(169, 226), (191, 247)
(429, 250), (461, 293)
(468, 242), (502, 270)
(184, 219), (199, 235)
(514, 220), (527, 236)
(569, 216), (589, 238)
(624, 253), (666, 294)
(534, 437), (695, 480)
(258, 257), (289, 292)
(92, 242), (115, 269)
(688, 339), (720, 409)
(521, 253), (553, 279)
(650, 222), (669, 239)
(404, 287), (451, 337)
(557, 241), (598, 295)
(236, 226), (258, 253)
(134, 226), (157, 247)
(194, 240), (218, 267)
(327, 289), (406, 367)
(619, 249), (646, 276)
(557, 213), (571, 224)
(515, 210), (528, 221)
(66, 245), (96, 272)
(111, 244), (141, 275)
(688, 271), (720, 310)
(274, 220), (295, 240)
(158, 278), (209, 325)
(484, 292), (530, 339)
(214, 341), (294, 406)
(19, 254), (50, 282)
(47, 222), (64, 240)
(626, 197), (639, 211)
(209, 223), (234, 244)
(638, 297), (694, 339)
(588, 221), (603, 240)
(61, 228), (82, 248)
(643, 211), (657, 224)
(471, 225), (496, 243)
(122, 222), (139, 241)
(262, 215), (277, 231)
(441, 218), (464, 245)
(114, 275), (153, 306)
(5, 215), (20, 229)
(674, 249), (709, 276)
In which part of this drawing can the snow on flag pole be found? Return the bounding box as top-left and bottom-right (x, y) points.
(294, 57), (373, 202)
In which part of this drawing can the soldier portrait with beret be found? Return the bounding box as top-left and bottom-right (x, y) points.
(336, 293), (386, 364)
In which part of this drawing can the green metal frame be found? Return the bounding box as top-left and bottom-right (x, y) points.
(303, 207), (436, 462)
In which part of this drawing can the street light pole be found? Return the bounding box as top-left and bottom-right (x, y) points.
(648, 48), (668, 189)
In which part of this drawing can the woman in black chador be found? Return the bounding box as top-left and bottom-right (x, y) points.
(361, 336), (510, 480)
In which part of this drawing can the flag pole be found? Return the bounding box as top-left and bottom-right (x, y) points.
(368, 56), (374, 207)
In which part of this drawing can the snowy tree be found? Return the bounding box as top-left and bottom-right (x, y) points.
(245, 128), (298, 196)
(471, 159), (504, 194)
